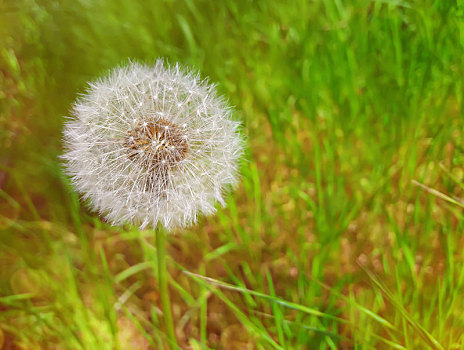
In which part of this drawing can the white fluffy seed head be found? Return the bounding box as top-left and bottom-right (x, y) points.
(61, 60), (244, 231)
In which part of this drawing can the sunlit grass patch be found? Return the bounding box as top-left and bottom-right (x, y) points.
(1, 0), (464, 349)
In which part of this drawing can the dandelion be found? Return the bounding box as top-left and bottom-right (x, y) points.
(61, 60), (244, 348)
(61, 60), (243, 231)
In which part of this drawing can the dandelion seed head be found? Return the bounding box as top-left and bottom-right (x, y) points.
(61, 60), (243, 231)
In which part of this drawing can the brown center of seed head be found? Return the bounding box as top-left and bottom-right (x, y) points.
(124, 119), (188, 172)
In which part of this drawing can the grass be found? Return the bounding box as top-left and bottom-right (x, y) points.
(1, 0), (464, 348)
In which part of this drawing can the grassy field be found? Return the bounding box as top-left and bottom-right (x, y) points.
(1, 0), (464, 349)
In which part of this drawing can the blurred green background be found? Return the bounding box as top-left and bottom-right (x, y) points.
(1, 0), (464, 349)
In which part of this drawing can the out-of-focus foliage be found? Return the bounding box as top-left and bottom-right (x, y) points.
(1, 0), (464, 349)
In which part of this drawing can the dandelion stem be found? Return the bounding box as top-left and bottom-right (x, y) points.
(156, 226), (177, 349)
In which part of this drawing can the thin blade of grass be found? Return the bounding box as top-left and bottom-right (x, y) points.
(412, 180), (464, 209)
(184, 271), (346, 324)
(362, 266), (445, 350)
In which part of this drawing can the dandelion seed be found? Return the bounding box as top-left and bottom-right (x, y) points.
(61, 60), (243, 231)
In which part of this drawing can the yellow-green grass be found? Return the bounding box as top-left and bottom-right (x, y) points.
(1, 0), (464, 348)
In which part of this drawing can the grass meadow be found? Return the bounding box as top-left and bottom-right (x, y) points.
(1, 0), (464, 349)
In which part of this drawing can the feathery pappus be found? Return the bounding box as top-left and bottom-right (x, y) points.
(61, 60), (243, 230)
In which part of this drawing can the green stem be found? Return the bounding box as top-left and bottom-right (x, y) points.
(156, 226), (177, 349)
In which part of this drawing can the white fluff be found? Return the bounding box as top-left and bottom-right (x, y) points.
(61, 60), (243, 231)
